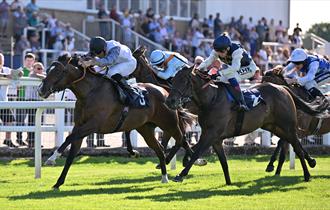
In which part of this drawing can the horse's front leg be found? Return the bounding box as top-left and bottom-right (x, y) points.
(45, 122), (97, 166)
(173, 131), (217, 182)
(53, 138), (83, 189)
(266, 139), (284, 172)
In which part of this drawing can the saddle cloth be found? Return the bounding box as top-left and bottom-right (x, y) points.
(225, 87), (264, 109)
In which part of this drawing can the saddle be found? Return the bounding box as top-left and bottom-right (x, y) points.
(112, 80), (149, 108)
(222, 84), (265, 110)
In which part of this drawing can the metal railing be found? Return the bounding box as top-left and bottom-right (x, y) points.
(82, 17), (168, 54)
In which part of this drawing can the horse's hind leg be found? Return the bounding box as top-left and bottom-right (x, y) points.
(299, 143), (316, 168)
(266, 138), (284, 172)
(291, 138), (311, 181)
(275, 141), (289, 176)
(53, 138), (83, 189)
(125, 131), (140, 158)
(212, 140), (231, 185)
(136, 124), (168, 183)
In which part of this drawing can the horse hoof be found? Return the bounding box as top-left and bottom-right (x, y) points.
(194, 159), (207, 166)
(52, 186), (60, 191)
(161, 175), (169, 183)
(129, 151), (140, 158)
(308, 159), (316, 168)
(173, 175), (183, 182)
(265, 165), (274, 172)
(304, 174), (310, 182)
(155, 164), (161, 169)
(44, 159), (56, 166)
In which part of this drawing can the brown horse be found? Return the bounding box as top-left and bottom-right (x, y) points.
(131, 47), (205, 166)
(262, 67), (330, 174)
(38, 54), (195, 189)
(165, 65), (324, 184)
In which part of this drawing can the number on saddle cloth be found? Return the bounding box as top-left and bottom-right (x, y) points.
(224, 87), (265, 110)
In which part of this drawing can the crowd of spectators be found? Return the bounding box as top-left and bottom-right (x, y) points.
(103, 5), (304, 73)
(0, 0), (78, 62)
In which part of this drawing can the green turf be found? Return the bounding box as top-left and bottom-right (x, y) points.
(0, 155), (330, 210)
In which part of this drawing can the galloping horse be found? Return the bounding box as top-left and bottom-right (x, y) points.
(165, 66), (324, 184)
(262, 67), (330, 174)
(38, 54), (195, 189)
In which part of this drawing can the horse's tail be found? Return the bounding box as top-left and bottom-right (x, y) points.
(283, 86), (328, 116)
(177, 108), (197, 131)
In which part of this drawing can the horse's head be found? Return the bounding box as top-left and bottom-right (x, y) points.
(262, 65), (288, 85)
(165, 66), (196, 109)
(38, 54), (84, 98)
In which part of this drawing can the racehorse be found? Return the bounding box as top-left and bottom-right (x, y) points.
(38, 54), (196, 189)
(165, 65), (325, 184)
(131, 47), (205, 166)
(262, 66), (330, 174)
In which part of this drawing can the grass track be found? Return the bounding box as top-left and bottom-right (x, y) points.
(0, 155), (330, 210)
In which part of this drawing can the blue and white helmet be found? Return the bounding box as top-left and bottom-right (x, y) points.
(288, 48), (308, 63)
(150, 50), (165, 67)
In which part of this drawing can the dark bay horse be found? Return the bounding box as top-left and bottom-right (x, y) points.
(262, 67), (330, 174)
(38, 55), (195, 189)
(165, 66), (324, 184)
(131, 47), (205, 166)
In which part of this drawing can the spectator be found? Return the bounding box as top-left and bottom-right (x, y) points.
(189, 13), (200, 31)
(166, 17), (176, 39)
(121, 10), (133, 48)
(191, 28), (204, 58)
(256, 20), (267, 50)
(28, 32), (41, 53)
(228, 16), (236, 28)
(236, 15), (244, 32)
(12, 6), (27, 41)
(16, 53), (35, 146)
(14, 35), (31, 55)
(145, 7), (154, 19)
(25, 62), (45, 147)
(109, 4), (120, 22)
(98, 4), (109, 39)
(27, 11), (38, 27)
(268, 19), (276, 42)
(0, 53), (18, 147)
(140, 16), (150, 36)
(275, 20), (286, 41)
(25, 0), (39, 20)
(213, 13), (222, 38)
(172, 31), (184, 52)
(246, 17), (254, 30)
(0, 0), (9, 37)
(293, 23), (302, 36)
(207, 14), (214, 31)
(10, 0), (23, 13)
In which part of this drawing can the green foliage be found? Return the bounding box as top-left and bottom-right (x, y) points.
(307, 23), (330, 42)
(0, 155), (330, 210)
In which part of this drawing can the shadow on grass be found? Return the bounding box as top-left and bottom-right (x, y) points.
(125, 175), (330, 201)
(9, 185), (155, 200)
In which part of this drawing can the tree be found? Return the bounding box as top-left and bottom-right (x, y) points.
(306, 23), (330, 42)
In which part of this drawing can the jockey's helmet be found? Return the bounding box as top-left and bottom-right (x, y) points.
(213, 33), (232, 52)
(150, 50), (165, 67)
(89, 36), (107, 56)
(288, 48), (308, 64)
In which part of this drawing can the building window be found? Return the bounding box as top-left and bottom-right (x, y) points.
(190, 0), (199, 17)
(159, 0), (168, 16)
(107, 0), (117, 10)
(131, 0), (141, 13)
(87, 0), (93, 9)
(169, 0), (177, 17)
(119, 0), (129, 12)
(180, 0), (189, 17)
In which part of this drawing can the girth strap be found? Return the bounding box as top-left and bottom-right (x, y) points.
(234, 110), (245, 136)
(110, 106), (129, 133)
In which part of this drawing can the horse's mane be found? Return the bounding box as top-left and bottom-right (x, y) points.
(57, 54), (105, 79)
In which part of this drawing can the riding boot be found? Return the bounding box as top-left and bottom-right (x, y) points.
(308, 87), (326, 99)
(111, 74), (135, 104)
(228, 78), (249, 111)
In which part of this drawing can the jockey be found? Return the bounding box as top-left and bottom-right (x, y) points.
(80, 36), (137, 99)
(283, 48), (330, 99)
(149, 50), (189, 81)
(196, 33), (258, 111)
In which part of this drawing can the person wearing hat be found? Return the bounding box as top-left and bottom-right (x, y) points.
(79, 36), (137, 104)
(283, 48), (330, 99)
(196, 32), (259, 111)
(149, 49), (188, 81)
